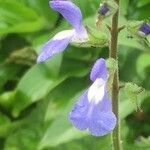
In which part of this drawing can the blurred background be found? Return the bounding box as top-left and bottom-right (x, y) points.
(0, 0), (150, 149)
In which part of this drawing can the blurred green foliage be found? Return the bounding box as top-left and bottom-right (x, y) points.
(0, 0), (150, 149)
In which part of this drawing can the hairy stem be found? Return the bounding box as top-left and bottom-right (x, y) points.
(109, 0), (123, 150)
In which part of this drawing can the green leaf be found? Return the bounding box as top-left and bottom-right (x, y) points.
(0, 112), (11, 137)
(0, 18), (45, 35)
(5, 47), (37, 66)
(44, 78), (89, 123)
(12, 56), (63, 117)
(38, 92), (87, 149)
(136, 53), (150, 79)
(0, 91), (16, 109)
(4, 77), (89, 150)
(11, 57), (89, 117)
(0, 1), (39, 22)
(0, 1), (46, 34)
(4, 100), (47, 150)
(22, 0), (58, 23)
(36, 78), (89, 149)
(120, 0), (129, 15)
(0, 64), (19, 90)
(137, 0), (150, 7)
(74, 0), (99, 16)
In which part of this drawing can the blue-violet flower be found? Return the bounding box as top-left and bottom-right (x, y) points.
(37, 0), (88, 62)
(69, 58), (117, 136)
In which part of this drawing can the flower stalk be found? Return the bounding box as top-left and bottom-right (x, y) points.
(109, 0), (123, 150)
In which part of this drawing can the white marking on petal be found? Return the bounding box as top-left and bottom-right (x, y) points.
(53, 30), (74, 40)
(52, 27), (88, 43)
(138, 31), (146, 37)
(71, 27), (89, 43)
(87, 78), (105, 104)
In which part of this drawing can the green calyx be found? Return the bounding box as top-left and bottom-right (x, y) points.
(124, 82), (145, 111)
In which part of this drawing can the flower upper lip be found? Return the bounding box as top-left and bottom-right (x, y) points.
(49, 0), (83, 31)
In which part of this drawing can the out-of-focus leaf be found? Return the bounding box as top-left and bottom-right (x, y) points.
(59, 58), (90, 78)
(22, 0), (58, 23)
(0, 18), (45, 35)
(0, 91), (16, 109)
(120, 0), (129, 15)
(64, 46), (100, 61)
(0, 1), (38, 22)
(136, 53), (150, 79)
(5, 47), (37, 66)
(4, 77), (89, 150)
(138, 136), (150, 147)
(44, 77), (89, 123)
(0, 64), (19, 90)
(38, 92), (87, 149)
(4, 99), (47, 150)
(119, 49), (141, 84)
(0, 34), (30, 61)
(137, 0), (150, 7)
(0, 112), (11, 137)
(50, 135), (111, 150)
(38, 78), (89, 149)
(11, 55), (63, 117)
(128, 1), (150, 20)
(11, 56), (90, 117)
(74, 0), (100, 16)
(0, 1), (46, 35)
(124, 138), (150, 150)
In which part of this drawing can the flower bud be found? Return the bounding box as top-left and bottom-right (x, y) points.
(127, 21), (150, 37)
(139, 23), (150, 36)
(98, 3), (109, 16)
(96, 0), (118, 28)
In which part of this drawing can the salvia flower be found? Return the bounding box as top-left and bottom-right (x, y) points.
(69, 58), (116, 136)
(37, 0), (88, 62)
(139, 23), (150, 36)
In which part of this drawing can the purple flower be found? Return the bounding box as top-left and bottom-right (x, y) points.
(37, 0), (88, 62)
(69, 58), (116, 136)
(139, 23), (150, 36)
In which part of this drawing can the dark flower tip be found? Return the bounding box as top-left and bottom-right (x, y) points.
(139, 23), (150, 36)
(98, 3), (109, 16)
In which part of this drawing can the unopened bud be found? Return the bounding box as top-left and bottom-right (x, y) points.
(96, 0), (118, 28)
(98, 3), (109, 16)
(139, 23), (150, 36)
